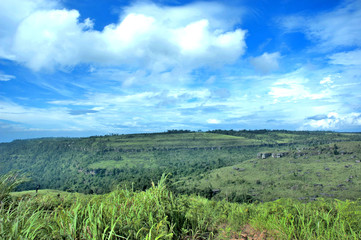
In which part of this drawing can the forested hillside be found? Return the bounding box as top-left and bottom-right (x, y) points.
(1, 130), (361, 202)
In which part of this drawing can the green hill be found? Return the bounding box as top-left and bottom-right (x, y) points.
(1, 130), (361, 202)
(177, 141), (361, 202)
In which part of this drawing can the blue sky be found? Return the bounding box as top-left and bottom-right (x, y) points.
(1, 0), (361, 142)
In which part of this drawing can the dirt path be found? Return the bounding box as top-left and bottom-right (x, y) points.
(237, 224), (276, 240)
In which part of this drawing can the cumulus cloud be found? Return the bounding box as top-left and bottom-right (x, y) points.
(13, 9), (89, 70)
(303, 112), (361, 129)
(250, 52), (281, 74)
(1, 1), (247, 72)
(0, 0), (59, 59)
(280, 0), (361, 50)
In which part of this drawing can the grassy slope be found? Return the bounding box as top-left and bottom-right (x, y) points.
(10, 189), (82, 198)
(104, 132), (260, 149)
(178, 141), (361, 202)
(84, 132), (358, 170)
(3, 178), (361, 239)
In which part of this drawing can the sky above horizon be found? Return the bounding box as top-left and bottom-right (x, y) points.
(1, 0), (361, 142)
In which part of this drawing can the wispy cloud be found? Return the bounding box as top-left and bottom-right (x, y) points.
(328, 49), (361, 66)
(68, 109), (98, 115)
(268, 73), (332, 101)
(0, 73), (15, 81)
(279, 0), (361, 50)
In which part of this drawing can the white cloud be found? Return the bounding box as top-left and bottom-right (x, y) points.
(13, 9), (87, 70)
(280, 0), (361, 50)
(268, 77), (326, 100)
(123, 1), (243, 30)
(327, 112), (339, 119)
(49, 88), (211, 108)
(207, 119), (220, 124)
(0, 73), (15, 81)
(266, 67), (344, 102)
(1, 1), (247, 72)
(320, 76), (333, 85)
(0, 87), (217, 135)
(0, 100), (81, 129)
(303, 112), (361, 129)
(250, 52), (281, 74)
(0, 0), (59, 59)
(328, 49), (361, 65)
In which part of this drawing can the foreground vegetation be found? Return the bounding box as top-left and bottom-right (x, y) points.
(1, 173), (361, 239)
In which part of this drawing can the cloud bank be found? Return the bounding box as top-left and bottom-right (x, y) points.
(304, 112), (361, 130)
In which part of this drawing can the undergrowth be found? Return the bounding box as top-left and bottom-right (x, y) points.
(1, 173), (361, 239)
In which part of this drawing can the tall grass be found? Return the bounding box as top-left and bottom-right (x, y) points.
(0, 171), (29, 208)
(2, 173), (361, 239)
(243, 198), (361, 239)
